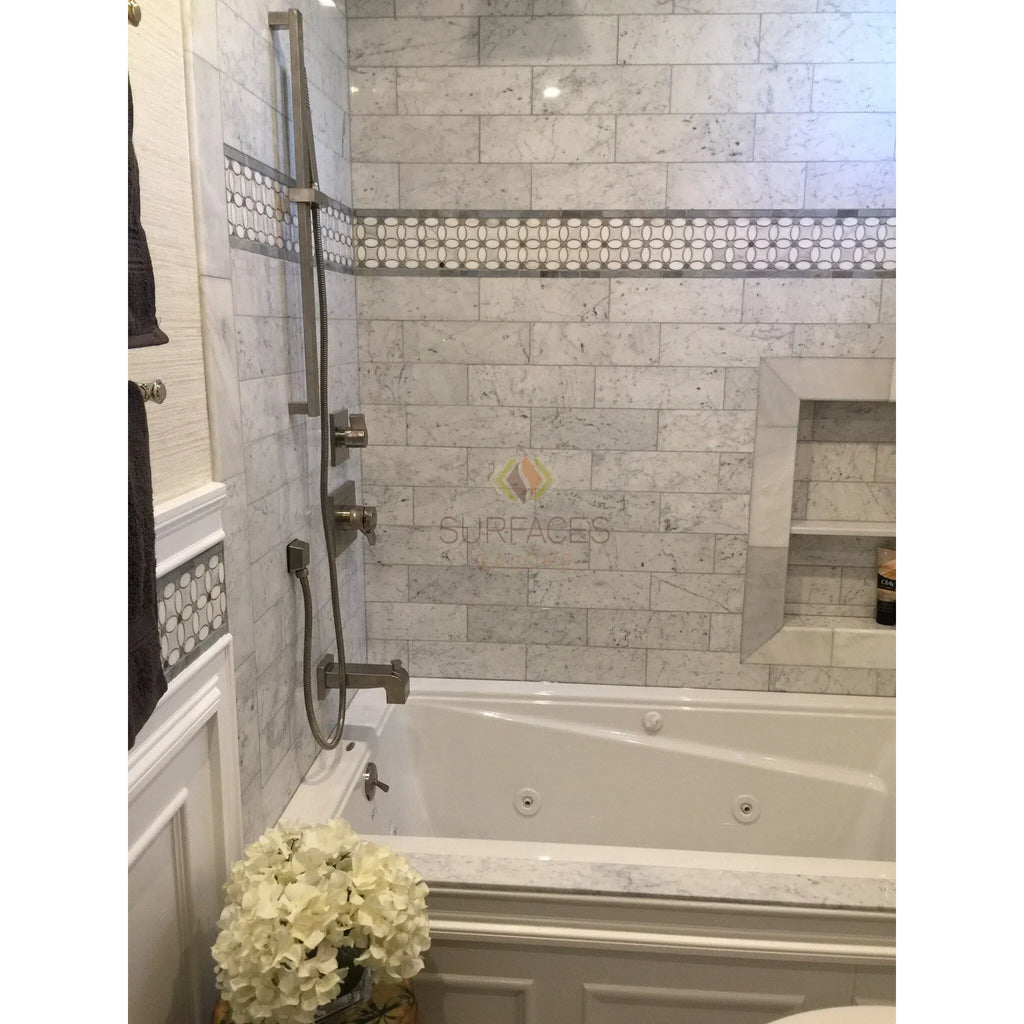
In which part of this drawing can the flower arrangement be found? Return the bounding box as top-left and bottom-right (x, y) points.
(211, 818), (430, 1024)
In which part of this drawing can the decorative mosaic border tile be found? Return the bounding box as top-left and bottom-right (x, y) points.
(157, 543), (229, 681)
(355, 209), (895, 277)
(224, 146), (354, 272)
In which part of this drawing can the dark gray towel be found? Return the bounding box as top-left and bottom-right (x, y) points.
(129, 79), (168, 349)
(129, 381), (167, 748)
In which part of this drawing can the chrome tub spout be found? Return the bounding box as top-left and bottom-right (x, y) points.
(343, 660), (410, 704)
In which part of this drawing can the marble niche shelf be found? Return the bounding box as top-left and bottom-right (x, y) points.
(790, 520), (896, 537)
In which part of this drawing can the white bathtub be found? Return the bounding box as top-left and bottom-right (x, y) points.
(281, 679), (895, 1023)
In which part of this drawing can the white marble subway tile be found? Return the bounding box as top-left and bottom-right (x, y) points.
(534, 66), (672, 114)
(201, 277), (244, 480)
(527, 644), (646, 684)
(587, 610), (710, 650)
(658, 410), (756, 452)
(469, 365), (595, 407)
(352, 114), (479, 163)
(239, 376), (297, 443)
(671, 63), (812, 113)
(397, 68), (532, 115)
(812, 64), (896, 113)
(809, 400), (895, 443)
(649, 573), (745, 612)
(831, 625), (895, 669)
(743, 279), (880, 324)
(806, 482), (895, 521)
(233, 656), (260, 792)
(618, 14), (759, 64)
(874, 444), (895, 483)
(348, 17), (479, 66)
(365, 524), (469, 566)
(357, 321), (404, 364)
(660, 324), (792, 368)
(531, 323), (660, 366)
(480, 115), (616, 163)
(665, 161), (805, 207)
(714, 534), (747, 574)
(769, 665), (876, 696)
(611, 278), (744, 323)
(755, 113), (895, 161)
(359, 363), (468, 405)
(361, 445), (467, 485)
(408, 641), (527, 679)
(481, 16), (619, 66)
(357, 276), (479, 320)
(718, 456), (752, 497)
(358, 405), (408, 446)
(348, 0), (396, 15)
(785, 564), (841, 605)
(412, 486), (521, 526)
(360, 485), (415, 527)
(219, 75), (284, 173)
(229, 248), (300, 318)
(589, 531), (716, 573)
(366, 639), (408, 667)
(243, 426), (308, 503)
(366, 601), (467, 640)
(596, 367), (724, 410)
(662, 493), (750, 533)
(399, 164), (533, 209)
(647, 649), (769, 689)
(803, 160), (895, 207)
(792, 324), (895, 359)
(537, 0), (672, 11)
(709, 612), (741, 652)
(616, 114), (754, 162)
(760, 12), (896, 63)
(467, 533), (592, 571)
(788, 533), (889, 568)
(352, 162), (400, 207)
(747, 623), (834, 665)
(675, 0), (817, 11)
(880, 279), (895, 324)
(592, 450), (719, 491)
(529, 569), (650, 609)
(407, 405), (532, 446)
(464, 449), (589, 492)
(531, 488), (661, 530)
(795, 441), (877, 481)
(405, 321), (531, 364)
(481, 278), (610, 323)
(531, 408), (659, 450)
(397, 0), (531, 13)
(348, 68), (397, 115)
(408, 565), (528, 604)
(531, 163), (667, 209)
(216, 2), (274, 103)
(468, 606), (587, 645)
(364, 563), (410, 603)
(818, 0), (896, 10)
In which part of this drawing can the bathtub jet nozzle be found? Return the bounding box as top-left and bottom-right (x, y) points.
(317, 656), (410, 704)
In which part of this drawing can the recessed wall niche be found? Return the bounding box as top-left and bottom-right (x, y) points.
(741, 359), (896, 670)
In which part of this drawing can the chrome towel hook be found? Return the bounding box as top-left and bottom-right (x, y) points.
(128, 1), (142, 26)
(138, 380), (167, 404)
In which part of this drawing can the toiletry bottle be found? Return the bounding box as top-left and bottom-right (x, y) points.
(876, 548), (895, 625)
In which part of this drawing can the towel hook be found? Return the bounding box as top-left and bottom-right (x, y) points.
(139, 380), (167, 404)
(128, 1), (142, 26)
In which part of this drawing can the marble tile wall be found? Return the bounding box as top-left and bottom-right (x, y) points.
(185, 0), (365, 842)
(346, 1), (896, 698)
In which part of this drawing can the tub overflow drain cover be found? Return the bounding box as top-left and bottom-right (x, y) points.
(515, 788), (541, 817)
(642, 711), (663, 734)
(732, 794), (760, 824)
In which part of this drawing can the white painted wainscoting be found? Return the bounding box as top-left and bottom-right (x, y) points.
(128, 482), (243, 1024)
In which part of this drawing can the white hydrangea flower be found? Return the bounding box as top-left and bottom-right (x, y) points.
(211, 819), (430, 1024)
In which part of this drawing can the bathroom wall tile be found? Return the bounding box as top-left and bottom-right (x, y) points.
(529, 569), (650, 609)
(358, 405), (408, 446)
(229, 247), (300, 318)
(806, 481), (895, 521)
(759, 12), (896, 63)
(812, 64), (896, 113)
(360, 363), (468, 405)
(200, 278), (245, 482)
(651, 569), (746, 612)
(803, 161), (895, 207)
(537, 0), (672, 12)
(769, 665), (876, 696)
(647, 649), (769, 689)
(364, 563), (409, 603)
(361, 485), (414, 527)
(533, 66), (672, 114)
(406, 321), (531, 364)
(526, 644), (646, 685)
(755, 113), (896, 162)
(611, 278), (744, 323)
(243, 425), (308, 503)
(249, 541), (296, 624)
(366, 638), (409, 665)
(219, 77), (284, 173)
(352, 162), (400, 208)
(365, 525), (468, 565)
(469, 365), (595, 407)
(674, 0), (817, 10)
(785, 564), (841, 605)
(366, 601), (467, 640)
(659, 324), (792, 367)
(531, 323), (660, 366)
(616, 114), (755, 162)
(480, 115), (616, 163)
(592, 450), (719, 491)
(348, 68), (397, 115)
(618, 15), (760, 64)
(587, 610), (711, 650)
(795, 441), (877, 481)
(811, 401), (895, 443)
(880, 278), (895, 324)
(838, 566), (875, 610)
(661, 493), (750, 533)
(531, 408), (659, 450)
(407, 406), (531, 446)
(361, 445), (466, 485)
(239, 377), (298, 443)
(529, 489), (660, 531)
(468, 448), (593, 490)
(352, 115), (480, 163)
(397, 67), (532, 114)
(246, 481), (309, 564)
(348, 0), (396, 15)
(671, 63), (812, 113)
(596, 367), (724, 409)
(348, 17), (479, 66)
(792, 324), (894, 359)
(874, 668), (895, 697)
(409, 565), (529, 605)
(480, 16), (619, 66)
(788, 533), (891, 568)
(874, 444), (895, 483)
(235, 315), (300, 382)
(709, 612), (741, 652)
(666, 162), (805, 208)
(412, 485), (521, 526)
(531, 164), (668, 209)
(407, 640), (526, 679)
(233, 654), (260, 791)
(747, 425), (797, 547)
(831, 626), (895, 668)
(357, 276), (479, 321)
(589, 531), (715, 573)
(658, 410), (756, 452)
(743, 279), (881, 324)
(397, 0), (531, 13)
(745, 623), (833, 665)
(482, 278), (610, 323)
(357, 321), (404, 364)
(468, 605), (588, 645)
(718, 455), (752, 495)
(467, 533), (592, 571)
(400, 164), (533, 209)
